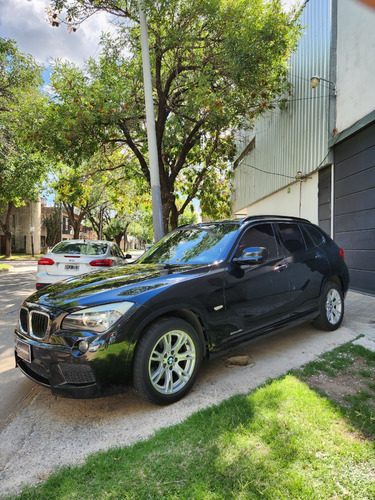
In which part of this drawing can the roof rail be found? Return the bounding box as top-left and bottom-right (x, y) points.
(241, 215), (310, 224)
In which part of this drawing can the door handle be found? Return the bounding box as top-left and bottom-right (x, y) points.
(274, 263), (287, 272)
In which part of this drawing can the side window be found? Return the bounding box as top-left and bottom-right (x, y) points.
(277, 223), (306, 254)
(301, 224), (326, 248)
(234, 224), (278, 260)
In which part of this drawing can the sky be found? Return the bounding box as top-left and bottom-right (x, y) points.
(0, 0), (117, 69)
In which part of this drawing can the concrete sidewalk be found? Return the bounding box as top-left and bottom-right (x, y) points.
(345, 290), (375, 352)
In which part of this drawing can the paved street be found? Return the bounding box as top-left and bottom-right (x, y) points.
(0, 263), (374, 497)
(0, 262), (41, 432)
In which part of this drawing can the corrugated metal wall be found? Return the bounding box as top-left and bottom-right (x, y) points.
(232, 0), (332, 214)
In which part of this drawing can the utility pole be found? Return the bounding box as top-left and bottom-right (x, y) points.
(138, 2), (164, 242)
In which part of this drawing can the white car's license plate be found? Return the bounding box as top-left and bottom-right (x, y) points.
(16, 339), (31, 363)
(65, 264), (80, 271)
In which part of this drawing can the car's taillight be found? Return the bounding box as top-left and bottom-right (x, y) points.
(339, 248), (345, 260)
(89, 259), (114, 267)
(38, 257), (54, 266)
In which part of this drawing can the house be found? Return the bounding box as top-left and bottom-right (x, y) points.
(0, 200), (96, 255)
(0, 199), (140, 254)
(231, 0), (375, 295)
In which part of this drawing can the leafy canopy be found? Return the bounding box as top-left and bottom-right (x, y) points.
(46, 0), (302, 230)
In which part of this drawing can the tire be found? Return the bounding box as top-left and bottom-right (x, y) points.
(132, 317), (203, 405)
(313, 281), (344, 331)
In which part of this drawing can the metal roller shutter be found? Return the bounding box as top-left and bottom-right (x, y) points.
(334, 123), (375, 295)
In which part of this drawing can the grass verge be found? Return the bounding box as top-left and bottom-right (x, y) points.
(0, 254), (42, 261)
(9, 343), (375, 500)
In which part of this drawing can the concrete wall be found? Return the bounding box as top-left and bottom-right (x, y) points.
(245, 172), (319, 224)
(12, 201), (41, 254)
(336, 0), (375, 132)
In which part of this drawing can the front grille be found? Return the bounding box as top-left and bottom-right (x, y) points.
(28, 361), (49, 381)
(30, 311), (49, 339)
(19, 359), (50, 385)
(19, 307), (50, 339)
(20, 308), (28, 332)
(59, 363), (96, 385)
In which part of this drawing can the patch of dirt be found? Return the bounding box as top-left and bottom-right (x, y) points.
(304, 357), (375, 408)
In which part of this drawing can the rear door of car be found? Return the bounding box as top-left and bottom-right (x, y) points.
(214, 223), (291, 348)
(274, 222), (330, 317)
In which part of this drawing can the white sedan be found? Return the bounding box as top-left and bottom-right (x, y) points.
(36, 240), (132, 289)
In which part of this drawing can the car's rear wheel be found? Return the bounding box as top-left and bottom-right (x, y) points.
(313, 281), (344, 331)
(132, 317), (203, 405)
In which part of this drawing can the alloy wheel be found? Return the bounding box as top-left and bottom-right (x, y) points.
(148, 330), (196, 394)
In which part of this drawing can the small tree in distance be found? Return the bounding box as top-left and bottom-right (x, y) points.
(43, 205), (62, 249)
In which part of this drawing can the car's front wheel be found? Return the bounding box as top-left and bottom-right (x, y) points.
(313, 281), (344, 331)
(132, 317), (203, 405)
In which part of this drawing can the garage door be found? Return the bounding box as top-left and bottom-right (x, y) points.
(318, 166), (331, 237)
(334, 122), (375, 295)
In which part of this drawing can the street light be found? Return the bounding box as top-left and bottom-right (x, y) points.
(138, 1), (164, 242)
(310, 76), (337, 96)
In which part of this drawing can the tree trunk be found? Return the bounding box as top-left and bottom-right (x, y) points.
(169, 202), (179, 231)
(5, 231), (12, 258)
(0, 202), (14, 258)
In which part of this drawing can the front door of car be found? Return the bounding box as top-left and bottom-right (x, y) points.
(214, 223), (291, 350)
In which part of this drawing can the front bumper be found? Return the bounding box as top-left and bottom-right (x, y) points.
(15, 331), (129, 398)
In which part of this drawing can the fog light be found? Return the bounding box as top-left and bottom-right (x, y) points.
(78, 340), (89, 353)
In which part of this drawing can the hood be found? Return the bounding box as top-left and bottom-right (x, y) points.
(27, 262), (211, 311)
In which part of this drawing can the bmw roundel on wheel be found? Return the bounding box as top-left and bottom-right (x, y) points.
(15, 216), (349, 405)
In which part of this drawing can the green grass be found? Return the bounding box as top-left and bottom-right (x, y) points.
(9, 344), (375, 500)
(0, 254), (42, 261)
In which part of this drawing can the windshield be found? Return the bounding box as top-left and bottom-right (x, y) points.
(52, 241), (108, 256)
(138, 223), (239, 265)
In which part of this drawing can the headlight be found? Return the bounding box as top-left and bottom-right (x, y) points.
(62, 302), (134, 333)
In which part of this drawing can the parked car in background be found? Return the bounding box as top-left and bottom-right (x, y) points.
(16, 216), (349, 405)
(36, 239), (132, 289)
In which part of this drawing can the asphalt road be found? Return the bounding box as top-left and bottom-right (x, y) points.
(0, 263), (373, 497)
(0, 262), (41, 432)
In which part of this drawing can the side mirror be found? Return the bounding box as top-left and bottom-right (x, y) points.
(233, 246), (268, 266)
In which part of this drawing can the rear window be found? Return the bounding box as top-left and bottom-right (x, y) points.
(52, 242), (108, 256)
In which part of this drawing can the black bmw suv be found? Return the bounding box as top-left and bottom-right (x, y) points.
(15, 216), (349, 405)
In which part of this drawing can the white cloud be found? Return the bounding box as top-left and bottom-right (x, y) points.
(0, 0), (117, 67)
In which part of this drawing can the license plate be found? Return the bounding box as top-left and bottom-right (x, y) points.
(16, 339), (31, 363)
(65, 264), (80, 271)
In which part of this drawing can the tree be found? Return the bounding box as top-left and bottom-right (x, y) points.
(47, 0), (302, 231)
(52, 165), (106, 238)
(0, 38), (48, 257)
(43, 205), (62, 248)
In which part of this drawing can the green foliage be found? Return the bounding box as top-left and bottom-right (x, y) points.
(0, 37), (43, 111)
(44, 0), (302, 232)
(0, 38), (49, 256)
